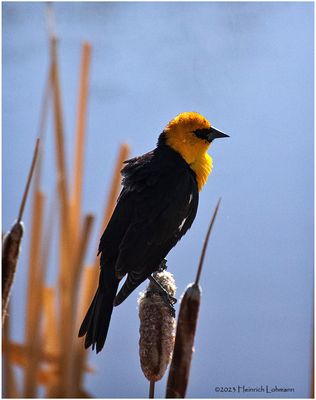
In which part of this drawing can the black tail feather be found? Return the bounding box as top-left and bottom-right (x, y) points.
(113, 271), (144, 307)
(78, 282), (119, 353)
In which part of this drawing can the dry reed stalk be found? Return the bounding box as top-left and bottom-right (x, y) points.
(3, 342), (59, 365)
(86, 143), (130, 290)
(60, 262), (96, 397)
(72, 267), (97, 394)
(34, 65), (52, 191)
(3, 46), (48, 393)
(2, 139), (40, 324)
(19, 58), (52, 394)
(71, 214), (95, 312)
(45, 2), (57, 41)
(23, 190), (45, 398)
(50, 35), (75, 397)
(42, 287), (59, 357)
(66, 214), (95, 396)
(166, 199), (221, 398)
(63, 144), (130, 394)
(42, 287), (60, 397)
(79, 143), (131, 323)
(74, 144), (130, 391)
(100, 143), (130, 234)
(77, 265), (97, 332)
(47, 10), (75, 394)
(49, 30), (96, 396)
(3, 341), (94, 373)
(50, 38), (68, 205)
(24, 195), (57, 397)
(50, 34), (71, 269)
(3, 337), (59, 388)
(4, 344), (62, 391)
(5, 345), (59, 388)
(70, 42), (92, 248)
(36, 368), (59, 387)
(4, 342), (96, 390)
(60, 43), (93, 396)
(67, 144), (130, 395)
(85, 143), (130, 299)
(55, 41), (92, 397)
(75, 265), (98, 390)
(2, 303), (19, 398)
(50, 37), (72, 284)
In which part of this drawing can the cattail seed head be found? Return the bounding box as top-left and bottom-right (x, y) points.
(138, 270), (176, 382)
(2, 221), (24, 323)
(166, 283), (201, 398)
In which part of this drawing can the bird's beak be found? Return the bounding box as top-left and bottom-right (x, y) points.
(208, 126), (230, 141)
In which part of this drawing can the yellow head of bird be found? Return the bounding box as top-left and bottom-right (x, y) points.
(163, 111), (229, 165)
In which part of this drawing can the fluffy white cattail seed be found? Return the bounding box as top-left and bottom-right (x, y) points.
(138, 270), (176, 382)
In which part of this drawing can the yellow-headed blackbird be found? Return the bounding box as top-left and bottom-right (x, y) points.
(79, 112), (228, 353)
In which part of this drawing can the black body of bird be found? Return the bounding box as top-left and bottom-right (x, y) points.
(78, 112), (228, 353)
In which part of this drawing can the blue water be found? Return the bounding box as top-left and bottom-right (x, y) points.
(2, 2), (313, 398)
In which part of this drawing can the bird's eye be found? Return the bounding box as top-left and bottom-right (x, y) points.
(193, 128), (210, 141)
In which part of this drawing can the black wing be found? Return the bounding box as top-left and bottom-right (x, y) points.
(98, 145), (199, 305)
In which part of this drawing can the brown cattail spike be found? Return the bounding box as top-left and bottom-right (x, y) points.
(165, 283), (200, 398)
(2, 222), (24, 324)
(166, 199), (222, 398)
(138, 270), (176, 383)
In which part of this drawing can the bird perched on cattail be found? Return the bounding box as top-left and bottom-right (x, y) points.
(79, 112), (229, 353)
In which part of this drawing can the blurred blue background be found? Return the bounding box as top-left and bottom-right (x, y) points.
(2, 1), (314, 398)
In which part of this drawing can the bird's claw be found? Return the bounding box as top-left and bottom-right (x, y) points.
(167, 302), (176, 318)
(158, 259), (168, 272)
(149, 274), (177, 316)
(159, 291), (176, 317)
(160, 289), (177, 314)
(168, 294), (177, 305)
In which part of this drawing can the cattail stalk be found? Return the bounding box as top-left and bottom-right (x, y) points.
(17, 139), (40, 223)
(2, 139), (40, 325)
(166, 199), (221, 398)
(149, 381), (155, 398)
